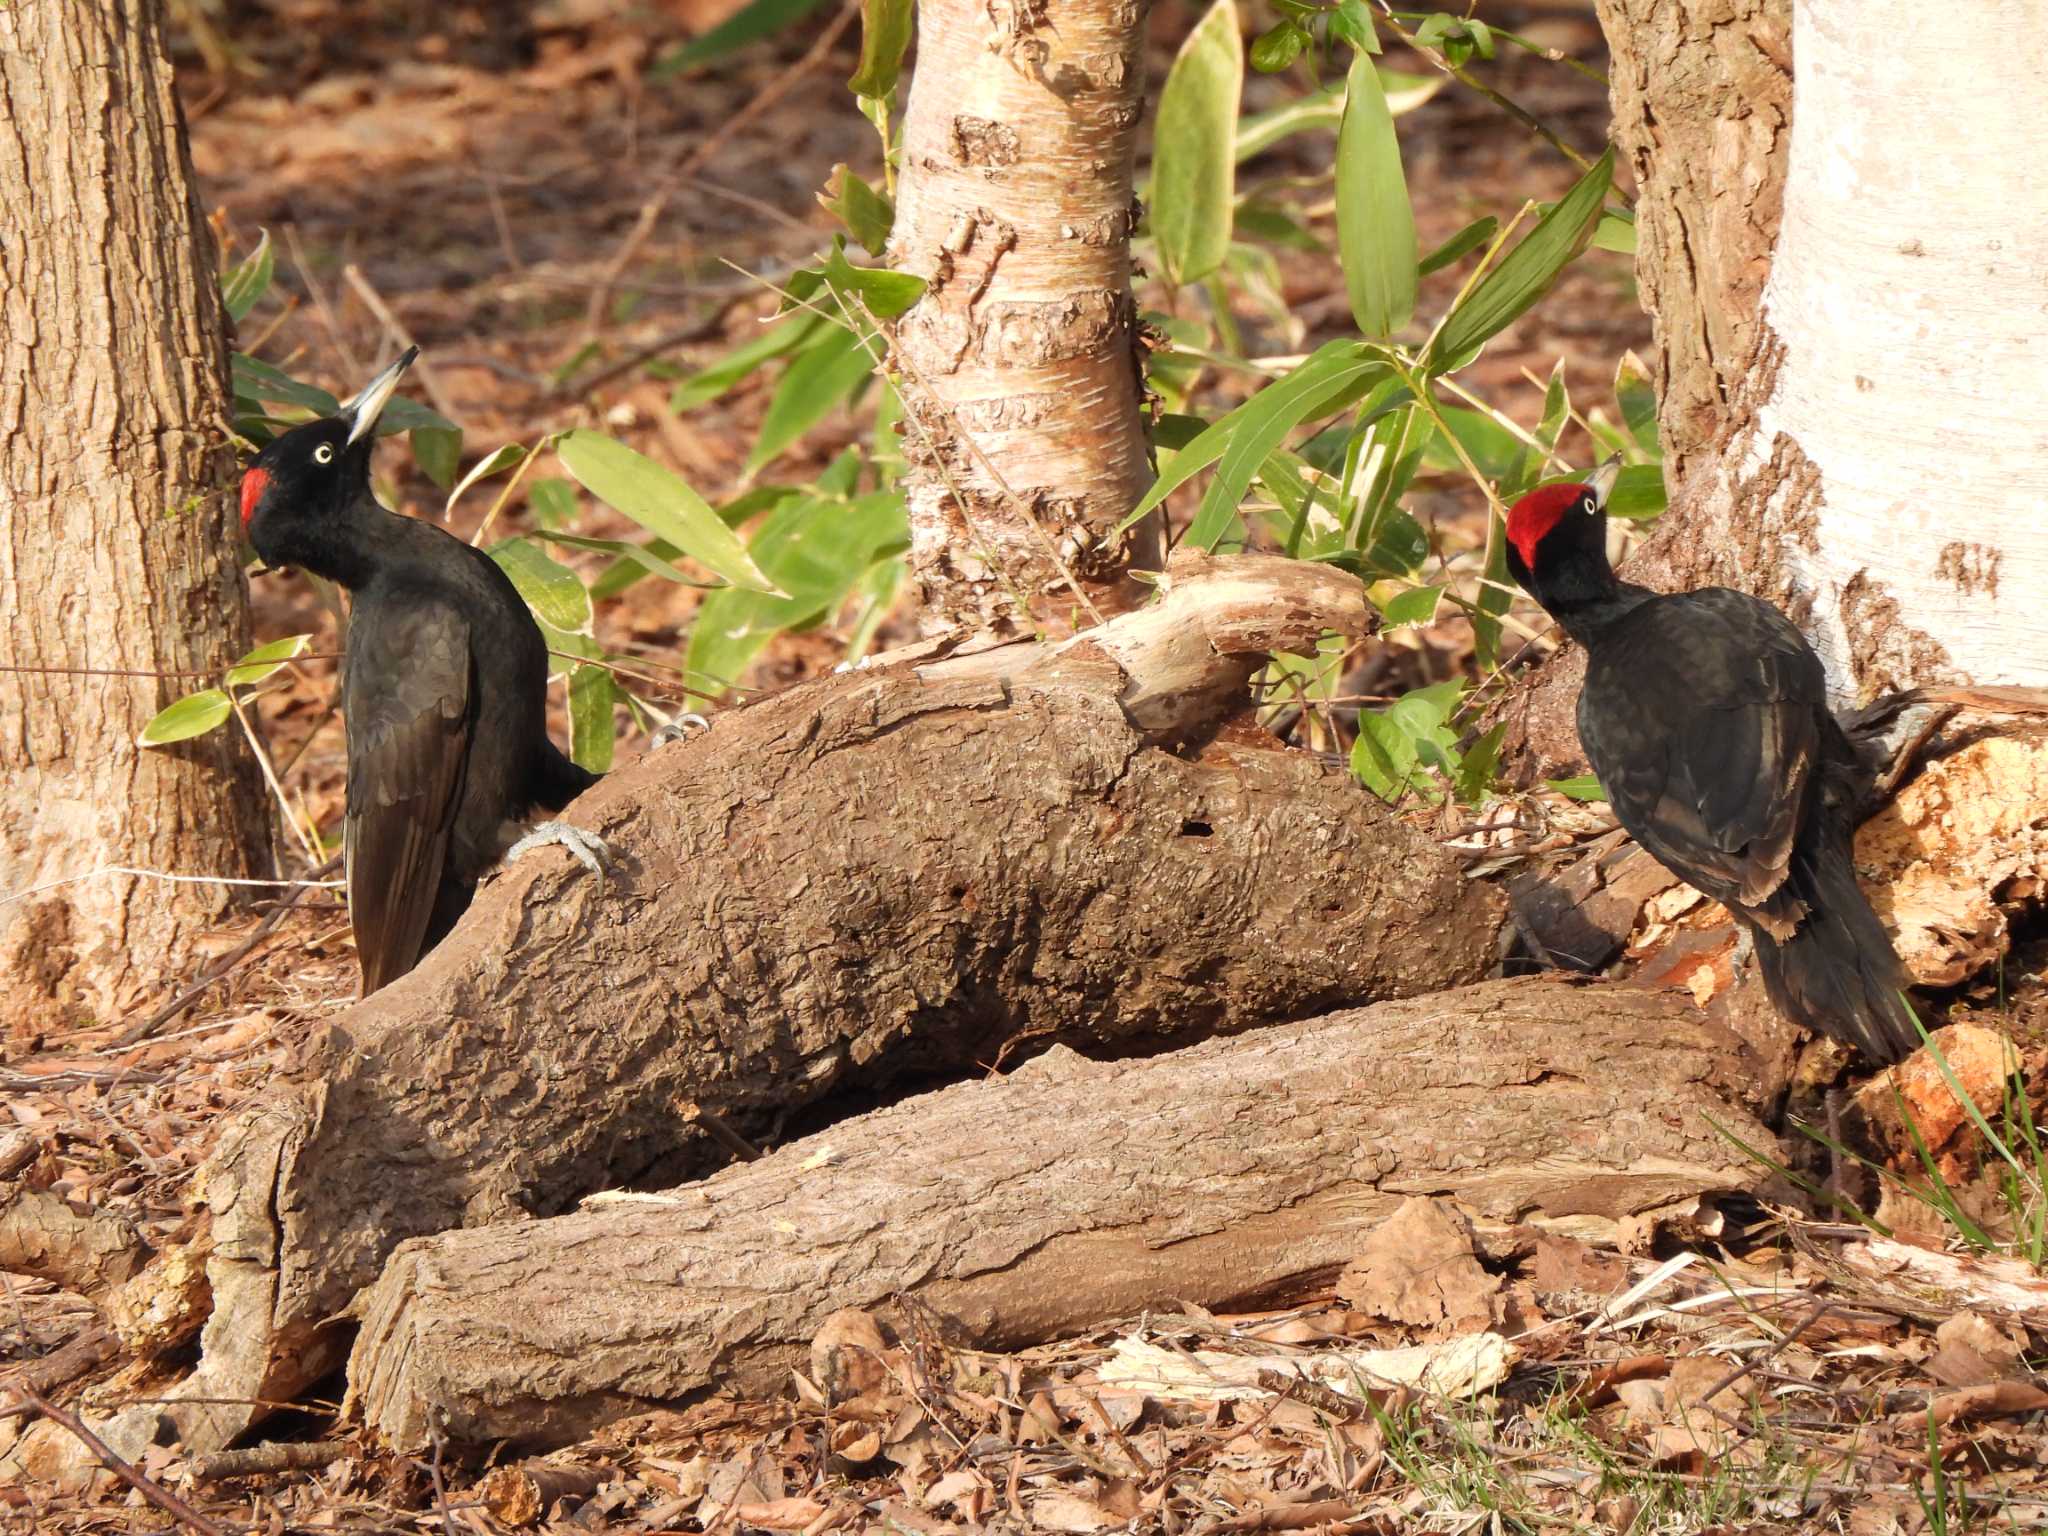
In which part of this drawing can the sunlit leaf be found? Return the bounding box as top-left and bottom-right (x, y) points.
(848, 0), (912, 98)
(655, 0), (830, 73)
(1547, 773), (1607, 802)
(231, 354), (338, 416)
(221, 230), (274, 323)
(670, 312), (825, 413)
(1151, 0), (1241, 288)
(1377, 583), (1442, 628)
(1426, 147), (1614, 370)
(568, 664), (617, 774)
(1615, 350), (1660, 459)
(445, 443), (527, 516)
(556, 429), (781, 593)
(490, 537), (593, 634)
(139, 689), (232, 747)
(1418, 215), (1497, 276)
(819, 164), (895, 256)
(1335, 50), (1416, 340)
(745, 322), (878, 478)
(225, 633), (313, 688)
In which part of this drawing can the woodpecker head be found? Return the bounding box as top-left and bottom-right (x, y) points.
(1504, 458), (1621, 613)
(239, 347), (417, 576)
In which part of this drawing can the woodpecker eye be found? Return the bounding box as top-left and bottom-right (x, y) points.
(1580, 490), (1599, 516)
(313, 443), (335, 465)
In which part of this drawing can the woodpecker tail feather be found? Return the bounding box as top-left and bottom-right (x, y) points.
(1747, 834), (1921, 1065)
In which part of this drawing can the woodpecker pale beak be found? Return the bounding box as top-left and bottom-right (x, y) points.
(1586, 457), (1622, 512)
(342, 346), (420, 445)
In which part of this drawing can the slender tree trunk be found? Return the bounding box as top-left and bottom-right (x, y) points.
(0, 1), (270, 1028)
(1520, 0), (2045, 767)
(888, 0), (1164, 638)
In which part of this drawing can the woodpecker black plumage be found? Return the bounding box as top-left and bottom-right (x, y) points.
(240, 349), (602, 995)
(1505, 467), (1920, 1064)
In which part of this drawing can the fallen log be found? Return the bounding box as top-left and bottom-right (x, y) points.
(138, 553), (1503, 1458)
(346, 978), (1779, 1450)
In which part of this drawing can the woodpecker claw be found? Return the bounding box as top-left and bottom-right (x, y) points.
(507, 821), (612, 896)
(651, 713), (711, 749)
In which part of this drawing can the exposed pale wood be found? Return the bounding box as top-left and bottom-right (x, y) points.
(344, 980), (1778, 1450)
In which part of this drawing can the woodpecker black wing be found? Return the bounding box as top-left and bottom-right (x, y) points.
(1577, 587), (1825, 933)
(343, 599), (474, 994)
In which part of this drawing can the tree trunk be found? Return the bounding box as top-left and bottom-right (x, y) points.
(1519, 0), (2046, 770)
(888, 0), (1164, 637)
(347, 979), (1778, 1451)
(113, 556), (1501, 1458)
(0, 0), (269, 1029)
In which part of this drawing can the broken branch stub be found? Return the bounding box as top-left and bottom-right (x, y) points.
(346, 979), (1781, 1450)
(181, 555), (1497, 1453)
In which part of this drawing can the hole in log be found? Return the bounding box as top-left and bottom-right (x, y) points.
(1180, 819), (1213, 838)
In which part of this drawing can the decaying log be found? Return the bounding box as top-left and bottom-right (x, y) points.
(0, 1191), (149, 1301)
(155, 554), (1501, 1457)
(346, 978), (1779, 1450)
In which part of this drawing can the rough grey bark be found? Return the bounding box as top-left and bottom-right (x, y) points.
(0, 0), (270, 1028)
(1513, 0), (1794, 770)
(346, 979), (1781, 1450)
(130, 556), (1500, 1458)
(888, 0), (1163, 637)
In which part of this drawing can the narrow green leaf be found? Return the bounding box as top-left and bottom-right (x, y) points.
(1593, 207), (1636, 254)
(445, 443), (528, 516)
(490, 537), (594, 634)
(1122, 342), (1375, 537)
(1454, 723), (1505, 806)
(139, 689), (233, 747)
(1504, 360), (1570, 499)
(1605, 463), (1666, 522)
(745, 322), (877, 478)
(1474, 510), (1510, 669)
(670, 312), (825, 413)
(225, 633), (313, 688)
(373, 395), (457, 436)
(1615, 350), (1660, 459)
(848, 0), (913, 98)
(1426, 146), (1614, 370)
(655, 0), (830, 73)
(1377, 583), (1442, 628)
(820, 242), (924, 319)
(539, 531), (701, 585)
(1417, 215), (1497, 277)
(568, 664), (617, 774)
(1547, 773), (1606, 802)
(231, 354), (338, 416)
(1151, 0), (1242, 287)
(1237, 84), (1343, 161)
(221, 230), (274, 324)
(1335, 51), (1416, 340)
(410, 426), (463, 491)
(819, 164), (895, 257)
(527, 478), (579, 530)
(556, 429), (781, 594)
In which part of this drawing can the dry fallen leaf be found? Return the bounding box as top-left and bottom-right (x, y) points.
(1335, 1196), (1500, 1333)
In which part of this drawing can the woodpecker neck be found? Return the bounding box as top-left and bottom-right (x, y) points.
(258, 490), (401, 591)
(1523, 547), (1652, 647)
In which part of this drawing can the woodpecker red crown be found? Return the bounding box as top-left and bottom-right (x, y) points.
(239, 467), (271, 530)
(1505, 481), (1587, 569)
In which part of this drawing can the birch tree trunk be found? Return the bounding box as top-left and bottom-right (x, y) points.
(888, 0), (1164, 638)
(0, 0), (270, 1029)
(1522, 0), (2046, 767)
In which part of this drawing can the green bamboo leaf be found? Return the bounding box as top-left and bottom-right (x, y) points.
(231, 354), (338, 416)
(1615, 350), (1660, 459)
(1335, 50), (1416, 340)
(655, 0), (829, 73)
(819, 164), (895, 256)
(1425, 146), (1614, 370)
(539, 532), (702, 585)
(139, 689), (233, 747)
(489, 537), (593, 634)
(1151, 0), (1241, 288)
(410, 426), (463, 491)
(1605, 463), (1666, 521)
(848, 0), (912, 98)
(568, 664), (617, 774)
(1120, 341), (1381, 537)
(670, 312), (825, 413)
(1377, 583), (1442, 628)
(527, 478), (579, 530)
(1417, 215), (1497, 276)
(445, 443), (528, 516)
(744, 323), (877, 479)
(556, 429), (781, 594)
(225, 633), (313, 688)
(1547, 773), (1606, 802)
(221, 230), (274, 323)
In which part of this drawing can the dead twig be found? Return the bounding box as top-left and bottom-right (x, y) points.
(190, 1440), (348, 1481)
(10, 1383), (227, 1536)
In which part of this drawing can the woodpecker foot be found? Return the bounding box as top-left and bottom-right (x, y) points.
(651, 713), (710, 749)
(506, 821), (612, 896)
(1730, 924), (1756, 983)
